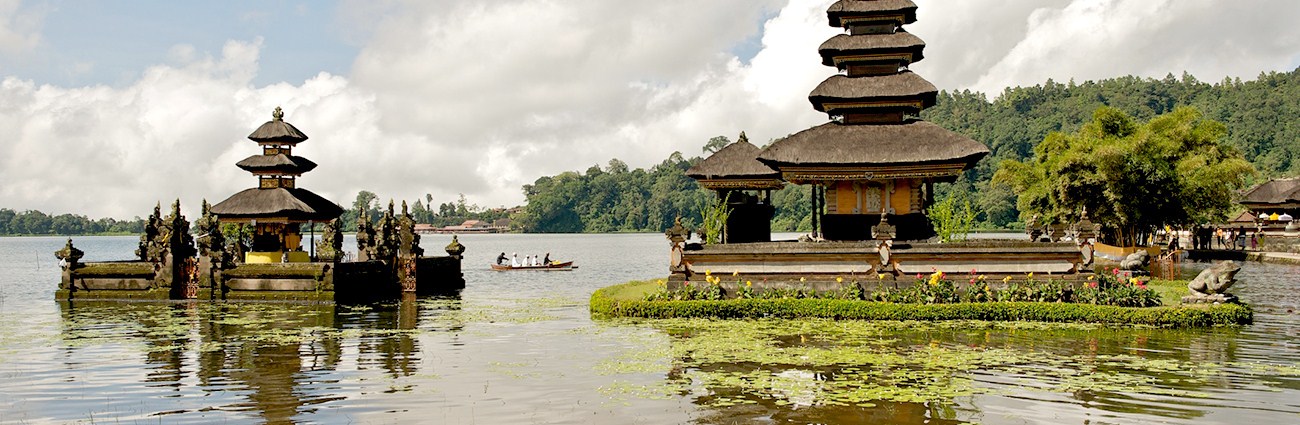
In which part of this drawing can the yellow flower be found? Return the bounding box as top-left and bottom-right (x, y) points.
(1003, 276), (1012, 283)
(877, 273), (886, 280)
(705, 270), (712, 276)
(733, 271), (739, 276)
(1027, 272), (1034, 279)
(978, 275), (986, 281)
(657, 279), (665, 286)
(800, 277), (807, 282)
(1129, 277), (1139, 285)
(836, 277), (844, 283)
(745, 280), (752, 287)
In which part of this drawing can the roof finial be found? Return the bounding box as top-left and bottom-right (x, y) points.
(738, 131), (749, 144)
(272, 106), (284, 121)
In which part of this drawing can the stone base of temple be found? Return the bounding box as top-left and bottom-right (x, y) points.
(58, 256), (464, 303)
(671, 240), (1089, 290)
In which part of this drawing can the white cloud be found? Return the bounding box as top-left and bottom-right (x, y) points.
(0, 0), (41, 55)
(3, 0), (1300, 219)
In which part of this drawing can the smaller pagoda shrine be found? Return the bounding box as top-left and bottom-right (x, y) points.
(685, 132), (784, 243)
(212, 107), (344, 263)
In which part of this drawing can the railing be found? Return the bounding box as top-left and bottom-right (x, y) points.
(1151, 249), (1181, 280)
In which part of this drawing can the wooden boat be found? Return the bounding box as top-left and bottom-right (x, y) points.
(490, 261), (575, 271)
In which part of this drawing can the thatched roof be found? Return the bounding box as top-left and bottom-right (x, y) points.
(757, 120), (988, 167)
(827, 0), (917, 27)
(809, 71), (937, 112)
(687, 141), (781, 180)
(1240, 178), (1300, 207)
(211, 187), (344, 221)
(818, 32), (925, 67)
(235, 154), (318, 175)
(248, 107), (308, 145)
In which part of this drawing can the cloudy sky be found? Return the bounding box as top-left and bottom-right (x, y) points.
(3, 0), (1299, 219)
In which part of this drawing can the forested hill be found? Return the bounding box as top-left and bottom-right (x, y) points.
(516, 69), (1300, 233)
(921, 69), (1300, 227)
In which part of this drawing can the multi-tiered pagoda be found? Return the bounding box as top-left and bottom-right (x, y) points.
(212, 107), (343, 263)
(753, 0), (988, 241)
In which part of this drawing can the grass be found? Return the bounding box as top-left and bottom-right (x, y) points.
(590, 279), (1252, 327)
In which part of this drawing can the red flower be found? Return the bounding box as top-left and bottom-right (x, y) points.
(916, 273), (923, 279)
(968, 278), (976, 285)
(1112, 268), (1120, 275)
(1086, 281), (1098, 289)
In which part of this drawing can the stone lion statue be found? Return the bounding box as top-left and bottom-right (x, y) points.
(1187, 261), (1241, 299)
(1119, 250), (1150, 271)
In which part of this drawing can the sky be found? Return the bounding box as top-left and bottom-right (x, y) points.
(2, 0), (1300, 220)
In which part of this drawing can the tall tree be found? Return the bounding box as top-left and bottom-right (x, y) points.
(993, 106), (1255, 245)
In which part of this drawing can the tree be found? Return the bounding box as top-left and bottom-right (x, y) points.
(993, 106), (1255, 246)
(703, 135), (730, 154)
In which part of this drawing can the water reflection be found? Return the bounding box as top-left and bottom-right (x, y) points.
(625, 312), (1298, 425)
(55, 296), (456, 423)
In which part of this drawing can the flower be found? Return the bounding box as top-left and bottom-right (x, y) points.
(916, 273), (924, 280)
(970, 268), (977, 276)
(1003, 276), (1012, 283)
(1027, 272), (1034, 279)
(684, 281), (691, 286)
(733, 271), (739, 277)
(836, 277), (844, 283)
(978, 275), (986, 281)
(1112, 268), (1120, 275)
(968, 278), (976, 285)
(877, 273), (886, 280)
(1086, 281), (1098, 289)
(705, 270), (712, 276)
(800, 277), (807, 282)
(745, 280), (752, 287)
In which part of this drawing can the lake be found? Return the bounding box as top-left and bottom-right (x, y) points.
(1, 234), (1297, 424)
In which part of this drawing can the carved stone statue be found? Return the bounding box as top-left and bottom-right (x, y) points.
(357, 209), (377, 262)
(316, 218), (343, 262)
(1024, 217), (1045, 243)
(376, 201), (398, 260)
(444, 235), (465, 259)
(1119, 250), (1150, 272)
(137, 203), (163, 261)
(55, 238), (84, 269)
(1184, 261), (1241, 304)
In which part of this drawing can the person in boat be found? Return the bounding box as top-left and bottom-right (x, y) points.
(511, 253), (520, 267)
(496, 252), (507, 265)
(543, 253), (551, 265)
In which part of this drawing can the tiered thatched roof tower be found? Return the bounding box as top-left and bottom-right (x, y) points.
(752, 0), (988, 241)
(212, 107), (343, 262)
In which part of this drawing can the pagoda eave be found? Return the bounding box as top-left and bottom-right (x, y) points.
(696, 178), (786, 190)
(211, 187), (344, 223)
(827, 0), (918, 27)
(775, 162), (972, 184)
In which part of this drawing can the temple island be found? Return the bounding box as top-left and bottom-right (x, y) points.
(667, 0), (1098, 292)
(55, 107), (465, 303)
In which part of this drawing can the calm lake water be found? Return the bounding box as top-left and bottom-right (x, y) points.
(1, 234), (1297, 424)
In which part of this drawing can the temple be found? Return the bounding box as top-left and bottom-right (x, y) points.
(668, 0), (1091, 290)
(759, 0), (987, 241)
(212, 107), (344, 263)
(56, 108), (465, 302)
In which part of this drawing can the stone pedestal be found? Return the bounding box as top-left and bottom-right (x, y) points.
(1181, 293), (1239, 304)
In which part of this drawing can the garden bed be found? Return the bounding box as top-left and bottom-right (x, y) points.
(590, 279), (1252, 328)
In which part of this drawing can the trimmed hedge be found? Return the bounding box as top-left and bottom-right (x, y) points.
(591, 280), (1252, 328)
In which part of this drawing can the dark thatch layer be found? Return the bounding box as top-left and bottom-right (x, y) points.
(757, 120), (989, 166)
(1240, 178), (1300, 206)
(827, 0), (917, 27)
(235, 154), (318, 174)
(248, 120), (309, 144)
(687, 141), (781, 180)
(809, 71), (937, 111)
(212, 187), (344, 221)
(819, 32), (925, 66)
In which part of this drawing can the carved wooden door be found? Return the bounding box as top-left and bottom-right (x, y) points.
(181, 257), (199, 299)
